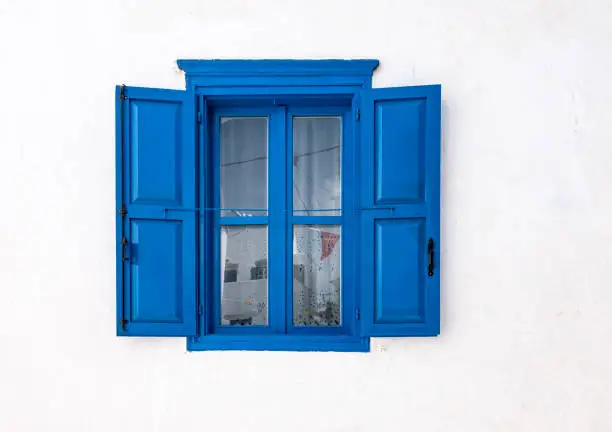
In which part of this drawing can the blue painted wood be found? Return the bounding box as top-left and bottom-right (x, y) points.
(198, 95), (211, 338)
(206, 96), (353, 108)
(218, 216), (269, 226)
(341, 109), (359, 336)
(374, 219), (425, 323)
(130, 220), (184, 323)
(195, 84), (365, 95)
(210, 109), (223, 332)
(115, 59), (394, 351)
(360, 85), (441, 337)
(180, 60), (377, 95)
(375, 99), (425, 204)
(284, 108), (295, 334)
(116, 85), (197, 336)
(269, 106), (287, 334)
(177, 59), (379, 77)
(115, 86), (123, 335)
(188, 334), (369, 352)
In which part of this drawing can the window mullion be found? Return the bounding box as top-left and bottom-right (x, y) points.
(268, 106), (288, 334)
(285, 112), (295, 332)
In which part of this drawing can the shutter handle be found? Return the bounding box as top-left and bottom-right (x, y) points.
(427, 238), (435, 277)
(121, 237), (130, 262)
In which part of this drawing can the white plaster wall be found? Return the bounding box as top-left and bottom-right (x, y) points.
(1, 0), (611, 430)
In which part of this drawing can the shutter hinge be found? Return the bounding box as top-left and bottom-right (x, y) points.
(119, 84), (127, 101)
(356, 109), (360, 122)
(119, 318), (128, 331)
(118, 205), (127, 216)
(356, 309), (361, 321)
(121, 236), (129, 262)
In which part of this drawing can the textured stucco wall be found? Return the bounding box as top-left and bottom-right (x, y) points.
(1, 1), (611, 431)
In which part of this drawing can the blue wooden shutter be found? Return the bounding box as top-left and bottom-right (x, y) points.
(359, 85), (441, 337)
(116, 86), (197, 336)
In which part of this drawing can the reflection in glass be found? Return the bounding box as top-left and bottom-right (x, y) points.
(221, 226), (268, 326)
(220, 117), (268, 217)
(293, 225), (341, 326)
(293, 117), (341, 216)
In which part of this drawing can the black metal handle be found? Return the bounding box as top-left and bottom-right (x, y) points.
(121, 237), (130, 262)
(427, 238), (435, 277)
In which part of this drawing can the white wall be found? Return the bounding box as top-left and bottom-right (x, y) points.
(1, 0), (611, 430)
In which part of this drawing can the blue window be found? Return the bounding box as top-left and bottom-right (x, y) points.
(116, 60), (440, 352)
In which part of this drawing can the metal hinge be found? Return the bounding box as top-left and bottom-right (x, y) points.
(118, 205), (127, 216)
(119, 84), (127, 101)
(356, 309), (361, 321)
(121, 236), (129, 262)
(356, 109), (361, 122)
(119, 318), (128, 331)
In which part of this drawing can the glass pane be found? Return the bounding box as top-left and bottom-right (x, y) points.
(293, 225), (341, 326)
(221, 226), (268, 326)
(293, 117), (341, 216)
(220, 117), (267, 217)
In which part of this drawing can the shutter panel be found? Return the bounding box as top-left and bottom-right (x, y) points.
(116, 85), (197, 336)
(359, 85), (441, 337)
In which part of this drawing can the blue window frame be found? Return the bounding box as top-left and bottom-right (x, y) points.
(115, 60), (441, 352)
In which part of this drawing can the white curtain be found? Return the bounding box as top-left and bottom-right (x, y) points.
(292, 117), (342, 215)
(293, 225), (341, 326)
(220, 117), (267, 215)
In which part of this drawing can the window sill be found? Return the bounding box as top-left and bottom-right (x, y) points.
(187, 335), (370, 352)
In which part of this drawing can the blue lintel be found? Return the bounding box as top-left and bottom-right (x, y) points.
(177, 59), (380, 77)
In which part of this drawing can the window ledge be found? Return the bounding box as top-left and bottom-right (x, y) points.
(188, 335), (370, 353)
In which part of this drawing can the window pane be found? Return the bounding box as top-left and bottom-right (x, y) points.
(221, 226), (268, 326)
(293, 117), (341, 216)
(220, 117), (267, 217)
(293, 225), (341, 326)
